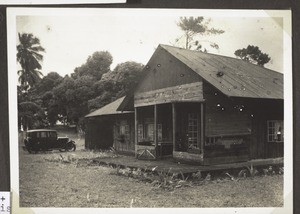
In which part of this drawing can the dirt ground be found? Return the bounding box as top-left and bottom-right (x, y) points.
(18, 132), (283, 208)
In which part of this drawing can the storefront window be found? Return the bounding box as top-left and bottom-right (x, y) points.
(138, 118), (162, 142)
(188, 113), (198, 149)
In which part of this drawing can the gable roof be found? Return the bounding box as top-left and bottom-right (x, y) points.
(85, 96), (133, 118)
(160, 44), (283, 100)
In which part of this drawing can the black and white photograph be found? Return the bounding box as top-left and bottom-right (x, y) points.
(7, 8), (292, 213)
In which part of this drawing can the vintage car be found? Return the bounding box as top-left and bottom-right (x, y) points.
(24, 129), (76, 153)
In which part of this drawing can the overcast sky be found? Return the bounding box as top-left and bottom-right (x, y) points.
(16, 9), (284, 77)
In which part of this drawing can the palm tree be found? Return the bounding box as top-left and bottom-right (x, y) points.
(17, 33), (45, 88)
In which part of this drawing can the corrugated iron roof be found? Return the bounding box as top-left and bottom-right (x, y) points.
(85, 96), (133, 118)
(160, 44), (283, 99)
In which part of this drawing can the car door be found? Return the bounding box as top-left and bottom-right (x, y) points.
(38, 131), (48, 150)
(48, 131), (58, 149)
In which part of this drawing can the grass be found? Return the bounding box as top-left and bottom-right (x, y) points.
(18, 129), (283, 208)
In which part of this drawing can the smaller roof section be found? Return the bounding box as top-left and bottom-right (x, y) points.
(85, 96), (133, 118)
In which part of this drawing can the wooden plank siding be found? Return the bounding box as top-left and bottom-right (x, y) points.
(85, 117), (114, 150)
(113, 115), (135, 155)
(134, 82), (204, 107)
(249, 99), (284, 159)
(203, 82), (252, 163)
(204, 82), (252, 138)
(135, 46), (202, 94)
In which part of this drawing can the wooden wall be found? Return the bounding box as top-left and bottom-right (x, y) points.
(113, 114), (135, 155)
(85, 117), (114, 150)
(204, 82), (252, 137)
(135, 46), (202, 94)
(203, 82), (252, 162)
(135, 82), (203, 107)
(250, 99), (283, 159)
(203, 82), (283, 160)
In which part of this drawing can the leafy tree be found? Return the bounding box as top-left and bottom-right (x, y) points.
(18, 101), (46, 130)
(17, 33), (45, 88)
(88, 61), (144, 112)
(51, 75), (99, 125)
(112, 61), (143, 91)
(176, 17), (224, 52)
(234, 45), (271, 66)
(88, 90), (115, 112)
(30, 72), (64, 126)
(52, 76), (76, 124)
(72, 51), (113, 80)
(35, 72), (63, 94)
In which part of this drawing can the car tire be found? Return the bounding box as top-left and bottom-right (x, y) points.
(66, 142), (76, 152)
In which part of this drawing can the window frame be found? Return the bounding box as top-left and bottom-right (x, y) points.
(187, 112), (199, 149)
(267, 120), (284, 143)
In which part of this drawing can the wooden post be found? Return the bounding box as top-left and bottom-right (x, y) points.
(200, 103), (205, 153)
(134, 107), (138, 158)
(154, 104), (158, 159)
(172, 103), (176, 152)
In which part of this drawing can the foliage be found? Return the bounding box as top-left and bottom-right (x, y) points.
(88, 61), (144, 112)
(175, 17), (224, 52)
(72, 51), (113, 80)
(17, 44), (143, 128)
(234, 45), (271, 66)
(18, 101), (47, 130)
(17, 33), (45, 88)
(35, 72), (63, 94)
(115, 167), (192, 191)
(17, 33), (46, 130)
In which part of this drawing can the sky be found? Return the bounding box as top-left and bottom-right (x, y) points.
(16, 9), (284, 77)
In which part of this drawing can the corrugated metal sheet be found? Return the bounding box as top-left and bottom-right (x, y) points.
(85, 96), (133, 117)
(160, 44), (283, 99)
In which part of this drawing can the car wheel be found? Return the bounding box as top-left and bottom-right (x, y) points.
(66, 142), (76, 152)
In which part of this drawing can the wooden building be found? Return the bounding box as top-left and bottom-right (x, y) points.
(86, 45), (283, 165)
(85, 97), (135, 154)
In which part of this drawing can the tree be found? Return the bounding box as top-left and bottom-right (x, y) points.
(18, 101), (46, 130)
(30, 72), (64, 126)
(102, 61), (144, 93)
(17, 33), (45, 88)
(234, 45), (271, 66)
(51, 75), (98, 125)
(88, 61), (144, 112)
(176, 17), (224, 52)
(35, 72), (63, 94)
(72, 51), (113, 80)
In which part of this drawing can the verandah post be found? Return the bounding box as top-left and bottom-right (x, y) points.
(172, 103), (176, 153)
(154, 104), (158, 159)
(134, 107), (138, 158)
(200, 102), (204, 153)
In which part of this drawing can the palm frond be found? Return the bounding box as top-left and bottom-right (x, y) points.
(17, 33), (45, 89)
